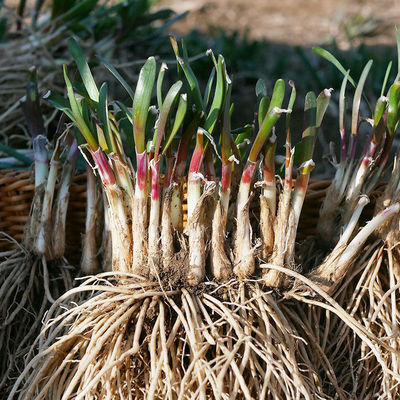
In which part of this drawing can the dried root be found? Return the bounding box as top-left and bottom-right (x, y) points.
(280, 241), (400, 399)
(7, 239), (400, 400)
(0, 249), (73, 394)
(332, 241), (400, 399)
(10, 273), (340, 400)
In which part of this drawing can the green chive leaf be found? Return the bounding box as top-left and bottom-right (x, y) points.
(68, 37), (99, 103)
(133, 56), (157, 154)
(98, 55), (135, 101)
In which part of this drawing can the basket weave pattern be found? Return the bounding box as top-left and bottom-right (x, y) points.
(0, 170), (34, 249)
(0, 170), (86, 256)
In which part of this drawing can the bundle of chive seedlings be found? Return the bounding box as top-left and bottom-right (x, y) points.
(302, 55), (400, 294)
(0, 68), (82, 394)
(287, 46), (400, 398)
(9, 35), (400, 399)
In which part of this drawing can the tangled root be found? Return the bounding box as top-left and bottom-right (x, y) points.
(9, 248), (400, 400)
(0, 249), (73, 394)
(281, 243), (400, 400)
(323, 242), (400, 399)
(10, 272), (339, 400)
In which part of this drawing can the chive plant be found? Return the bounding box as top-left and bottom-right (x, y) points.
(234, 78), (285, 278)
(307, 51), (400, 294)
(0, 68), (77, 394)
(257, 85), (332, 287)
(317, 50), (400, 248)
(56, 38), (233, 285)
(210, 78), (233, 279)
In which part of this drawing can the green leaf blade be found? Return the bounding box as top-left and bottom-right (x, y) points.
(133, 56), (157, 154)
(63, 65), (98, 150)
(98, 55), (135, 101)
(153, 80), (182, 158)
(68, 37), (99, 103)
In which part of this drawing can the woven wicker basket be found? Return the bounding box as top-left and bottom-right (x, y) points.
(0, 170), (86, 260)
(0, 169), (385, 259)
(0, 170), (34, 248)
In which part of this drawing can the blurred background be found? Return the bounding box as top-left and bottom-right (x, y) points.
(158, 0), (400, 47)
(2, 0), (400, 176)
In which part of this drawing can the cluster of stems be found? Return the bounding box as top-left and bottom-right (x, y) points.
(317, 60), (400, 248)
(246, 82), (332, 287)
(21, 67), (78, 260)
(57, 37), (400, 288)
(307, 57), (400, 294)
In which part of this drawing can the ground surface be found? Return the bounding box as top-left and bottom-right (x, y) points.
(158, 0), (400, 47)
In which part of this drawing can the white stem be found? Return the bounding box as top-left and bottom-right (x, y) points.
(188, 221), (205, 285)
(328, 161), (346, 200)
(281, 185), (292, 216)
(112, 159), (134, 195)
(237, 182), (251, 252)
(338, 203), (399, 265)
(187, 184), (215, 285)
(102, 190), (113, 272)
(234, 180), (254, 277)
(210, 186), (232, 280)
(35, 162), (48, 188)
(187, 174), (201, 223)
(317, 163), (346, 240)
(132, 188), (148, 275)
(56, 166), (73, 209)
(105, 185), (132, 273)
(33, 134), (48, 188)
(237, 181), (251, 213)
(52, 159), (76, 258)
(346, 161), (370, 203)
(81, 167), (99, 275)
(333, 162), (345, 192)
(337, 195), (369, 248)
(148, 159), (161, 272)
(161, 190), (175, 271)
(339, 159), (353, 199)
(170, 183), (183, 231)
(263, 182), (276, 216)
(274, 187), (292, 265)
(292, 174), (309, 228)
(220, 188), (230, 216)
(148, 196), (161, 264)
(35, 160), (59, 256)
